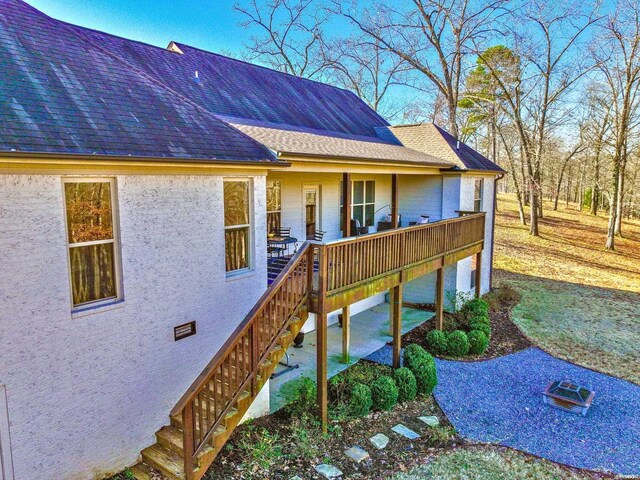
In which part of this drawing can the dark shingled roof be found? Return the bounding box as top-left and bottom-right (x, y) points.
(388, 123), (505, 173)
(0, 0), (275, 161)
(0, 0), (502, 172)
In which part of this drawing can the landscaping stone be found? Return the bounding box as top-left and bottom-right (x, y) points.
(369, 433), (389, 450)
(289, 477), (303, 480)
(391, 424), (421, 439)
(314, 464), (343, 479)
(418, 415), (440, 427)
(345, 446), (370, 463)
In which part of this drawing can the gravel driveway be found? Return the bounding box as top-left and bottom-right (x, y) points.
(433, 348), (640, 476)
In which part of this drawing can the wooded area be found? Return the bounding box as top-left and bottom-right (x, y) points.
(233, 0), (640, 250)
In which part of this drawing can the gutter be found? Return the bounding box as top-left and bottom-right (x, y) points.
(277, 151), (452, 169)
(490, 172), (506, 290)
(0, 150), (290, 167)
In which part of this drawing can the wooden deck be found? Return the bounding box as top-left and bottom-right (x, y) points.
(132, 213), (485, 480)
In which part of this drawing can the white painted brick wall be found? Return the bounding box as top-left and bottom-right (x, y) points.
(0, 174), (266, 480)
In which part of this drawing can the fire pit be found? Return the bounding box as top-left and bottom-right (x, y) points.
(543, 380), (594, 416)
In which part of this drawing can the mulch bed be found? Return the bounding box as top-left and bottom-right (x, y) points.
(399, 285), (533, 360)
(207, 396), (459, 479)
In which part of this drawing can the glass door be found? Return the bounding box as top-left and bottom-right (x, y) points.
(304, 186), (320, 240)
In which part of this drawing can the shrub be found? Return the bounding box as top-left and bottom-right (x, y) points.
(394, 367), (417, 402)
(288, 377), (317, 417)
(403, 344), (438, 396)
(425, 329), (448, 355)
(461, 298), (489, 319)
(446, 330), (470, 357)
(468, 330), (489, 355)
(469, 312), (490, 326)
(469, 320), (491, 338)
(349, 383), (373, 417)
(370, 375), (399, 411)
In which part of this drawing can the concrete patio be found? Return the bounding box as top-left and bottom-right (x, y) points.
(269, 302), (433, 412)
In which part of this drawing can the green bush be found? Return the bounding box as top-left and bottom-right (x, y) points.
(468, 330), (489, 355)
(288, 377), (317, 417)
(394, 367), (417, 402)
(469, 312), (490, 326)
(461, 298), (489, 319)
(403, 344), (438, 396)
(446, 330), (470, 357)
(425, 329), (448, 355)
(469, 320), (491, 338)
(370, 375), (399, 411)
(349, 383), (373, 417)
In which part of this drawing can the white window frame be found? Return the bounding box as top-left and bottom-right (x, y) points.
(340, 180), (376, 229)
(474, 179), (484, 212)
(62, 177), (123, 312)
(224, 178), (254, 277)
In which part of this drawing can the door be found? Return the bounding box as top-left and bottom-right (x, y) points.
(303, 186), (320, 240)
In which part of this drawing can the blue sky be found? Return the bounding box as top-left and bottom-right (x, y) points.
(27, 0), (253, 55)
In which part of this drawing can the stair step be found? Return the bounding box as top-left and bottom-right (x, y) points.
(157, 426), (184, 456)
(130, 463), (155, 480)
(141, 444), (185, 480)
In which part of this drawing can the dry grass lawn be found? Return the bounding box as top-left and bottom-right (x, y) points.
(494, 195), (640, 383)
(393, 446), (597, 480)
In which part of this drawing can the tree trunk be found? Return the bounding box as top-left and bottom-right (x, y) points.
(606, 163), (620, 250)
(591, 158), (600, 215)
(529, 186), (539, 236)
(614, 159), (626, 236)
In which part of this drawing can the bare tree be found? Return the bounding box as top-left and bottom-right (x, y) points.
(474, 0), (601, 236)
(321, 35), (411, 119)
(592, 0), (640, 249)
(234, 0), (329, 78)
(331, 0), (510, 137)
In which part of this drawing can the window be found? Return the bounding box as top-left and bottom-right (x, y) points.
(266, 180), (281, 233)
(63, 178), (120, 308)
(474, 179), (484, 212)
(470, 254), (477, 289)
(224, 179), (252, 273)
(340, 180), (375, 229)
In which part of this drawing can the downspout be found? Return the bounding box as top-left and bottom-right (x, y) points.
(490, 172), (505, 290)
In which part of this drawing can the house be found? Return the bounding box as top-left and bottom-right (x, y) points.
(0, 1), (504, 479)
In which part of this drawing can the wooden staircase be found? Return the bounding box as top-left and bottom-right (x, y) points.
(128, 214), (487, 480)
(130, 245), (314, 480)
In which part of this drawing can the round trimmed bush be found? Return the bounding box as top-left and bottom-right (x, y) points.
(370, 375), (399, 411)
(462, 298), (489, 318)
(446, 330), (470, 357)
(469, 320), (491, 338)
(349, 383), (373, 417)
(394, 367), (417, 402)
(403, 344), (438, 396)
(469, 312), (490, 326)
(468, 330), (489, 355)
(425, 329), (448, 355)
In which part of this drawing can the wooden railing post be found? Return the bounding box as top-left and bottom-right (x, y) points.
(183, 402), (195, 480)
(475, 251), (482, 298)
(435, 267), (444, 331)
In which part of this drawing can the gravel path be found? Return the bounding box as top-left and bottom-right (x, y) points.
(433, 347), (640, 476)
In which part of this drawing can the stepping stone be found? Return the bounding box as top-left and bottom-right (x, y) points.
(418, 415), (440, 427)
(314, 464), (343, 479)
(290, 477), (303, 480)
(369, 433), (389, 450)
(391, 424), (421, 439)
(345, 445), (370, 463)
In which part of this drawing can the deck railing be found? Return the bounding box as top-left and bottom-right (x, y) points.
(170, 243), (314, 476)
(321, 213), (485, 294)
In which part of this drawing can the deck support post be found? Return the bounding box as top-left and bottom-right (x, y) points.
(317, 311), (328, 433)
(391, 284), (403, 368)
(435, 267), (444, 330)
(388, 173), (400, 336)
(341, 172), (352, 364)
(475, 251), (482, 298)
(341, 305), (351, 364)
